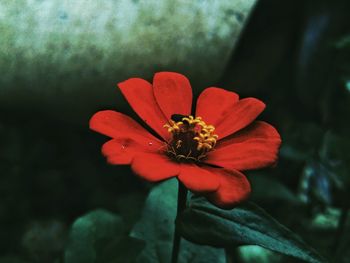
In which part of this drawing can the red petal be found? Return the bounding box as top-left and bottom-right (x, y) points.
(90, 110), (160, 140)
(177, 164), (219, 193)
(90, 110), (164, 164)
(215, 98), (266, 140)
(131, 153), (179, 182)
(206, 121), (281, 171)
(153, 72), (192, 119)
(102, 138), (163, 165)
(118, 78), (169, 140)
(206, 168), (251, 209)
(195, 87), (239, 127)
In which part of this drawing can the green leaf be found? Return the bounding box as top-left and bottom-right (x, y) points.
(177, 198), (327, 263)
(130, 179), (225, 263)
(238, 245), (283, 263)
(310, 207), (340, 231)
(64, 209), (124, 263)
(98, 236), (145, 263)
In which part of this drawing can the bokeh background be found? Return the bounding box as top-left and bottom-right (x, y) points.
(1, 0), (350, 262)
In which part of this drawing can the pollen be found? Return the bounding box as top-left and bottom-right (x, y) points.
(163, 115), (218, 162)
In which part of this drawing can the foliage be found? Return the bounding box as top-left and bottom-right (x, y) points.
(131, 179), (225, 263)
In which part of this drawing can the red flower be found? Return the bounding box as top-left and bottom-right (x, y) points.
(90, 72), (281, 208)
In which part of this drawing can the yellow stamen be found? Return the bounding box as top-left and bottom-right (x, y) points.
(163, 115), (218, 161)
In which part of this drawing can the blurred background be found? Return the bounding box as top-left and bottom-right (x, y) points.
(1, 0), (350, 262)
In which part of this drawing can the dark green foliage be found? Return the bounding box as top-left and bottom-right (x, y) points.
(177, 197), (326, 263)
(130, 179), (225, 263)
(64, 209), (144, 263)
(64, 209), (123, 263)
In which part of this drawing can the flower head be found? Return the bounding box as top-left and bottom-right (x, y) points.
(90, 72), (281, 208)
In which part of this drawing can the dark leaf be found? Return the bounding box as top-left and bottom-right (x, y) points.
(64, 209), (123, 263)
(177, 198), (327, 263)
(130, 179), (225, 263)
(99, 236), (145, 263)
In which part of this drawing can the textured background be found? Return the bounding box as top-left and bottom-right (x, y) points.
(0, 0), (255, 122)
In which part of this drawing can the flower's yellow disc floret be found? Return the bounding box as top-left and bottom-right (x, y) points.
(164, 115), (218, 161)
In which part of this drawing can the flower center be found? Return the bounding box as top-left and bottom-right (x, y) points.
(163, 114), (218, 162)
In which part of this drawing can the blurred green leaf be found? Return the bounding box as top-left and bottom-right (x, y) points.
(310, 207), (340, 230)
(130, 179), (225, 263)
(21, 220), (67, 263)
(98, 236), (145, 263)
(345, 80), (350, 92)
(335, 36), (350, 50)
(177, 197), (327, 263)
(64, 209), (125, 263)
(238, 245), (283, 263)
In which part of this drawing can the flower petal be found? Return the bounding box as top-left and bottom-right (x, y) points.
(101, 138), (163, 165)
(131, 153), (180, 182)
(153, 72), (192, 119)
(89, 110), (161, 141)
(118, 78), (169, 140)
(178, 164), (220, 193)
(206, 121), (281, 171)
(90, 110), (164, 164)
(215, 98), (266, 140)
(195, 87), (239, 127)
(206, 168), (251, 209)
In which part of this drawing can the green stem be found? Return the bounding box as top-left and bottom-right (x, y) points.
(171, 181), (188, 263)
